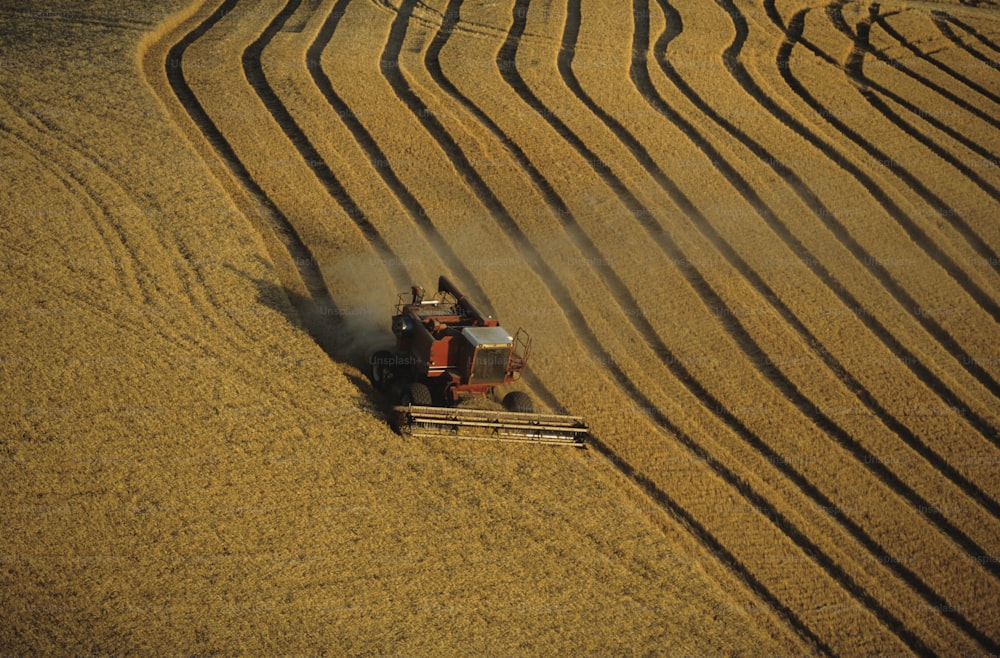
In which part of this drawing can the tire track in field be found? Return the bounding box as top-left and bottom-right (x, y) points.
(829, 2), (1000, 267)
(0, 119), (142, 304)
(558, 0), (1000, 598)
(162, 0), (348, 355)
(307, 0), (487, 303)
(876, 8), (1000, 108)
(756, 0), (1000, 421)
(932, 11), (1000, 69)
(777, 7), (1000, 331)
(427, 0), (974, 651)
(0, 108), (257, 360)
(637, 0), (1000, 535)
(7, 103), (259, 351)
(384, 0), (884, 649)
(243, 0), (412, 291)
(0, 8), (155, 31)
(2, 235), (244, 378)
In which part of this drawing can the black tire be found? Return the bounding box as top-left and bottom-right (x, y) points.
(502, 391), (533, 413)
(369, 350), (394, 392)
(400, 381), (433, 407)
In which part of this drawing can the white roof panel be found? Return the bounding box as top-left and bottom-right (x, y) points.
(461, 326), (512, 347)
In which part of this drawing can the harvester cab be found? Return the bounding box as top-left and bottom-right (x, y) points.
(369, 276), (588, 446)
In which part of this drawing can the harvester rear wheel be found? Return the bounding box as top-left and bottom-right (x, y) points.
(401, 382), (432, 406)
(502, 391), (534, 413)
(369, 350), (394, 392)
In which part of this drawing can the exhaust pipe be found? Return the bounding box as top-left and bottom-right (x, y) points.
(438, 275), (489, 323)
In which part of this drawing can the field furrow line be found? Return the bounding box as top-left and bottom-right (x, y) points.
(580, 0), (999, 647)
(876, 9), (1000, 109)
(652, 3), (998, 498)
(781, 8), (1000, 332)
(244, 0), (413, 292)
(640, 0), (1000, 513)
(639, 0), (1000, 524)
(254, 0), (480, 310)
(761, 1), (1000, 414)
(830, 2), (1000, 272)
(700, 0), (1000, 448)
(424, 0), (590, 261)
(642, 0), (1000, 584)
(502, 0), (834, 447)
(422, 0), (708, 388)
(856, 10), (1000, 132)
(144, 0), (385, 364)
(379, 0), (546, 267)
(381, 0), (927, 650)
(941, 13), (1000, 55)
(752, 0), (998, 445)
(932, 12), (1000, 70)
(865, 88), (1000, 205)
(853, 68), (999, 169)
(379, 0), (649, 406)
(159, 0), (350, 357)
(306, 0), (488, 304)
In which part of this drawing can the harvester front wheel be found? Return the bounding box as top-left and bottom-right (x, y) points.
(369, 350), (394, 392)
(401, 382), (433, 407)
(502, 391), (534, 413)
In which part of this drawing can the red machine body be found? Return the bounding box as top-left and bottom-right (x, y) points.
(388, 275), (530, 405)
(368, 276), (587, 446)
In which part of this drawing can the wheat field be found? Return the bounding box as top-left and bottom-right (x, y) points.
(1, 0), (999, 654)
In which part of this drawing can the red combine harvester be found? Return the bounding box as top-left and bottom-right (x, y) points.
(369, 275), (588, 446)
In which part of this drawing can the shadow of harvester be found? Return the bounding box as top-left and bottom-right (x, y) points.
(223, 260), (396, 417)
